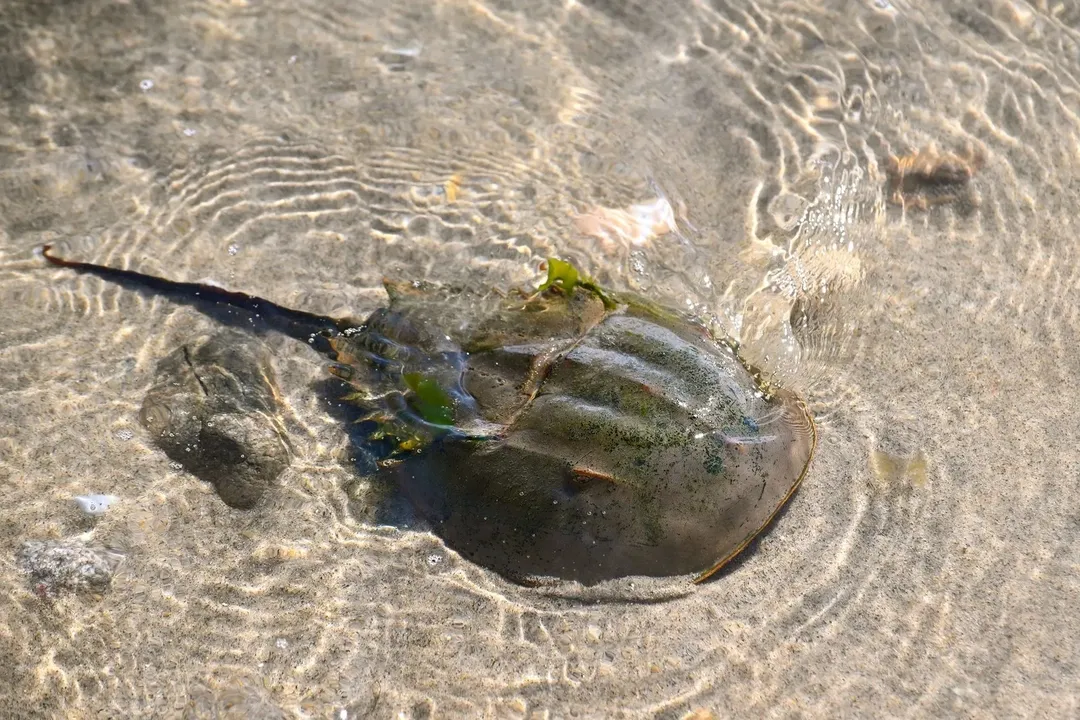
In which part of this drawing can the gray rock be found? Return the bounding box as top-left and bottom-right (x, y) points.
(182, 677), (285, 720)
(17, 537), (124, 596)
(140, 331), (290, 509)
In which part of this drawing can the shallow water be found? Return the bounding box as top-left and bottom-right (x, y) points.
(1, 0), (1078, 717)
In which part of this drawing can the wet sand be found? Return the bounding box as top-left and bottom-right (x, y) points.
(1, 0), (1078, 717)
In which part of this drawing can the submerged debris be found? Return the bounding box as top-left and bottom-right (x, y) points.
(885, 143), (983, 210)
(869, 449), (928, 492)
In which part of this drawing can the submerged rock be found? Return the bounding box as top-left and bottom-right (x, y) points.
(17, 537), (125, 596)
(139, 331), (290, 509)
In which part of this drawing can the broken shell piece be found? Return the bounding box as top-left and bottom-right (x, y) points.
(575, 196), (678, 250)
(73, 494), (120, 516)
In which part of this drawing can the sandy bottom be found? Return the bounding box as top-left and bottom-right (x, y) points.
(0, 0), (1078, 717)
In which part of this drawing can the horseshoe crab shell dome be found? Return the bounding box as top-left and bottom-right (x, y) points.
(332, 265), (817, 586)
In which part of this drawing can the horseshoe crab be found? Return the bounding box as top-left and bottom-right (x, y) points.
(42, 248), (816, 585)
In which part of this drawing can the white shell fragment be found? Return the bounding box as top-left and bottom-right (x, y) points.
(73, 494), (120, 516)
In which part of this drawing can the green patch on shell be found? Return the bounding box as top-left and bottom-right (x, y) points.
(402, 372), (456, 426)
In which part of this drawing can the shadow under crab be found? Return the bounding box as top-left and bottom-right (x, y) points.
(42, 248), (816, 586)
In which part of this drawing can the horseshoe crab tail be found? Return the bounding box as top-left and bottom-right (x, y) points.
(40, 244), (353, 353)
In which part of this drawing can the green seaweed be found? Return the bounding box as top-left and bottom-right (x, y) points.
(538, 257), (617, 309)
(538, 257), (578, 294)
